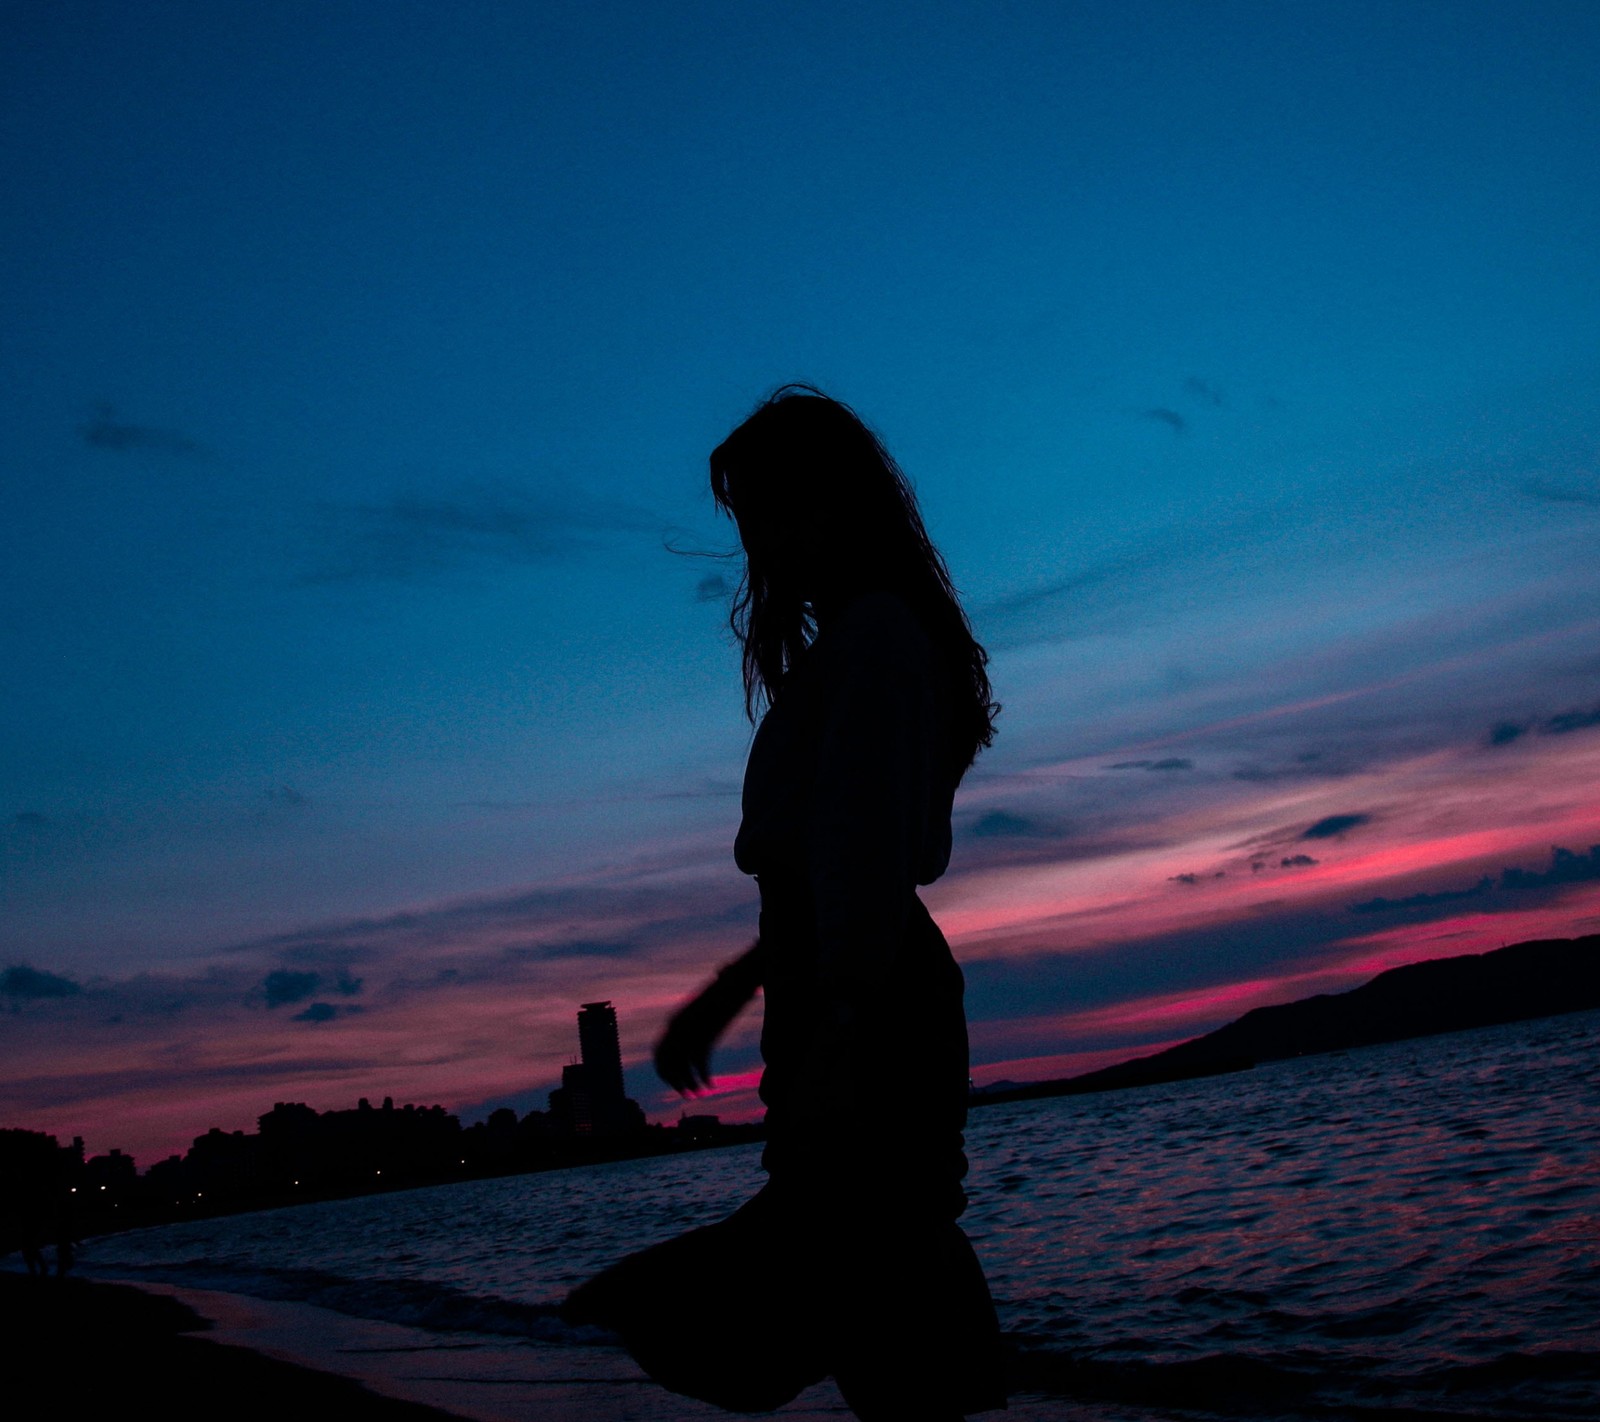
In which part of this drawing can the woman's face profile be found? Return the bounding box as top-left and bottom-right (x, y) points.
(714, 395), (875, 612)
(753, 507), (844, 609)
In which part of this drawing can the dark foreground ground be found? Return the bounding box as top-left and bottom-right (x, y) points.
(0, 1272), (464, 1421)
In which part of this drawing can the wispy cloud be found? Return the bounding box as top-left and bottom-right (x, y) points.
(969, 810), (1049, 839)
(292, 1001), (361, 1024)
(80, 403), (209, 459)
(1545, 703), (1600, 735)
(261, 968), (320, 1007)
(1521, 478), (1600, 507)
(1141, 406), (1187, 434)
(975, 520), (1225, 644)
(301, 483), (657, 583)
(2, 965), (82, 999)
(1484, 702), (1600, 747)
(12, 674), (1600, 1159)
(1232, 752), (1351, 782)
(1351, 876), (1496, 915)
(261, 968), (362, 1008)
(1301, 813), (1373, 840)
(1487, 721), (1529, 747)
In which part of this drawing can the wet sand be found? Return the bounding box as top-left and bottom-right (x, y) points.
(3, 1272), (1089, 1420)
(0, 1272), (460, 1420)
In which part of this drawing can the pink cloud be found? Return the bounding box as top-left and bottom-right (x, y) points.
(937, 732), (1600, 967)
(9, 661), (1600, 1164)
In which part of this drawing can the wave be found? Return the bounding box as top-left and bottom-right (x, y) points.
(88, 1258), (610, 1348)
(1009, 1338), (1600, 1420)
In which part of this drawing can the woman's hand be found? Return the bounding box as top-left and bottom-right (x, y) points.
(653, 939), (764, 1095)
(654, 996), (721, 1095)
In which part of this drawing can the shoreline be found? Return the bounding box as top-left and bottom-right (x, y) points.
(0, 1272), (463, 1420)
(7, 1272), (1096, 1420)
(6, 1272), (861, 1421)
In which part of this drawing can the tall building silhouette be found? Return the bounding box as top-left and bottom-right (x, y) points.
(578, 1001), (626, 1101)
(548, 1000), (644, 1138)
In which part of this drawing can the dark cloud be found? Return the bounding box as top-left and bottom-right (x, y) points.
(1142, 407), (1186, 434)
(970, 810), (1046, 838)
(1232, 752), (1347, 783)
(1543, 704), (1600, 736)
(1500, 843), (1600, 892)
(261, 969), (320, 1008)
(80, 403), (208, 458)
(1484, 703), (1600, 746)
(29, 965), (253, 1020)
(265, 784), (308, 807)
(10, 810), (50, 831)
(1487, 721), (1529, 747)
(1486, 704), (1600, 745)
(1169, 871), (1225, 886)
(303, 484), (656, 583)
(1351, 877), (1494, 914)
(1301, 813), (1372, 840)
(696, 573), (732, 603)
(1349, 845), (1600, 915)
(292, 1002), (344, 1023)
(1280, 854), (1318, 868)
(1521, 479), (1600, 507)
(1183, 377), (1225, 407)
(2, 965), (82, 999)
(1109, 758), (1193, 772)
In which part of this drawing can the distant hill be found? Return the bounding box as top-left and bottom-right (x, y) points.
(973, 933), (1600, 1107)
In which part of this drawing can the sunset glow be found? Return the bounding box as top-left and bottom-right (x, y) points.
(4, 5), (1598, 1164)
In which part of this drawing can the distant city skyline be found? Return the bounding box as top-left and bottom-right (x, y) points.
(3, 3), (1599, 1160)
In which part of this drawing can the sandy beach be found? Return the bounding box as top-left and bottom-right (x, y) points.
(0, 1273), (458, 1420)
(1, 1272), (1102, 1421)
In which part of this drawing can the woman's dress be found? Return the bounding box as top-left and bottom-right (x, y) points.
(564, 591), (1006, 1417)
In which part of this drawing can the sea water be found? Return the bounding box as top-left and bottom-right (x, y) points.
(85, 1010), (1600, 1420)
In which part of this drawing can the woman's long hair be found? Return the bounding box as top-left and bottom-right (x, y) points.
(710, 385), (998, 777)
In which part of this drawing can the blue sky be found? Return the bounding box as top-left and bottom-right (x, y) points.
(4, 2), (1599, 1158)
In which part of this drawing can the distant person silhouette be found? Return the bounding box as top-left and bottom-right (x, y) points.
(565, 387), (1006, 1419)
(0, 1130), (74, 1277)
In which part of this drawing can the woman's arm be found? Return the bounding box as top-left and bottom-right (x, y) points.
(653, 939), (765, 1094)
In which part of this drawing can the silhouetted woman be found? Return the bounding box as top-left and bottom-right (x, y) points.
(565, 388), (1006, 1419)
